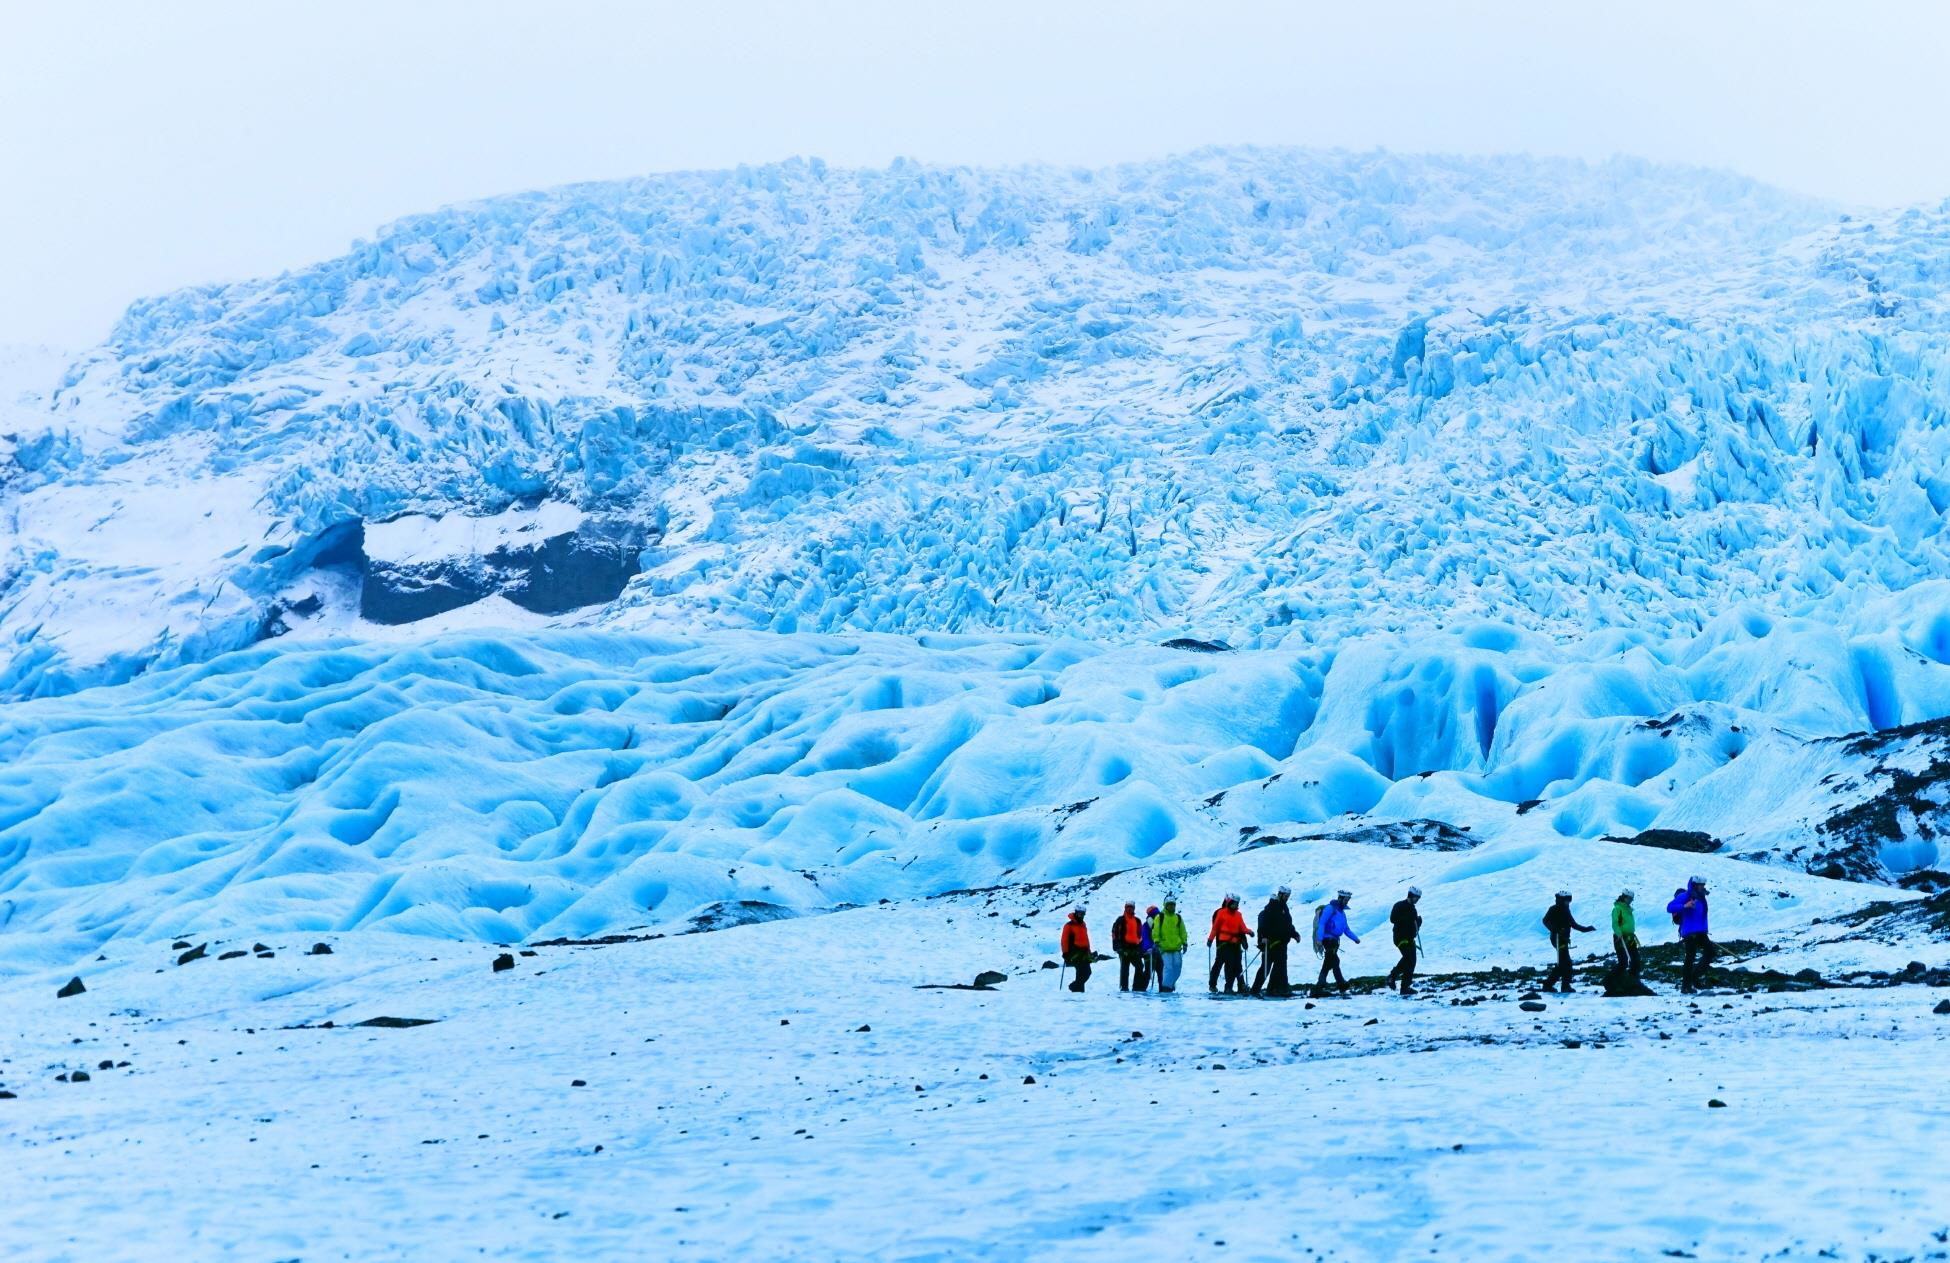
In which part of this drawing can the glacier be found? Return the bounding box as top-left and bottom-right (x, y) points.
(3, 148), (1950, 967)
(7, 148), (1950, 1262)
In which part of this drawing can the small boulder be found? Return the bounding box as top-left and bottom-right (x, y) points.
(1022, 1075), (1036, 1085)
(170, 941), (190, 950)
(1707, 1098), (1727, 1108)
(492, 954), (515, 973)
(1794, 968), (1821, 983)
(0, 1090), (16, 1100)
(309, 943), (333, 956)
(856, 1024), (871, 1033)
(70, 1070), (91, 1083)
(176, 944), (207, 965)
(1520, 1001), (1547, 1013)
(251, 943), (271, 954)
(1933, 1000), (1950, 1015)
(973, 970), (1008, 988)
(571, 1079), (587, 1088)
(96, 1060), (113, 1071)
(56, 977), (85, 999)
(218, 950), (248, 961)
(1040, 960), (1059, 970)
(1519, 991), (1542, 1001)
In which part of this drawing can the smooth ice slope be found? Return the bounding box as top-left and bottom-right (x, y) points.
(4, 610), (1947, 970)
(7, 150), (1950, 697)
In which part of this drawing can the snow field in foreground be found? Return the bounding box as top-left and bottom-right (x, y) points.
(1, 620), (1942, 972)
(4, 899), (1947, 1263)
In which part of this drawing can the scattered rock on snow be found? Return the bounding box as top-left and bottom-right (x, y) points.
(1708, 1099), (1727, 1108)
(70, 1071), (90, 1083)
(1022, 1075), (1036, 1085)
(1933, 1000), (1950, 1015)
(856, 1024), (871, 1032)
(57, 977), (85, 998)
(218, 950), (247, 961)
(973, 971), (1008, 988)
(571, 1079), (587, 1088)
(1519, 991), (1542, 1001)
(170, 941), (190, 950)
(1520, 1001), (1548, 1013)
(309, 943), (333, 955)
(492, 954), (515, 973)
(353, 1017), (437, 1029)
(176, 944), (207, 965)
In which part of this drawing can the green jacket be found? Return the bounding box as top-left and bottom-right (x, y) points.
(1150, 909), (1189, 953)
(1611, 900), (1637, 940)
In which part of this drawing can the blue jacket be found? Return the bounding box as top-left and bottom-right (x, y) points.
(1667, 887), (1709, 937)
(1317, 902), (1358, 944)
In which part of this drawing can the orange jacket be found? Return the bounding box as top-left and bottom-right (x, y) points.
(1208, 906), (1250, 945)
(1061, 918), (1091, 956)
(1113, 912), (1142, 949)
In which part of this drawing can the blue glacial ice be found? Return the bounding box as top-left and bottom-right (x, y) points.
(3, 148), (1950, 964)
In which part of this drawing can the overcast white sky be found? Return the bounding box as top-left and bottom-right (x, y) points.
(4, 0), (1947, 347)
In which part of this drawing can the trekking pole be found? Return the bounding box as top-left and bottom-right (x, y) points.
(1057, 960), (1066, 992)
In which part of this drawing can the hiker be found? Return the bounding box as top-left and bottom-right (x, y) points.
(1112, 901), (1146, 991)
(1250, 887), (1299, 997)
(1541, 891), (1595, 992)
(1611, 890), (1642, 980)
(1311, 890), (1359, 997)
(1061, 907), (1093, 993)
(1133, 908), (1157, 992)
(1667, 877), (1714, 993)
(1384, 887), (1423, 995)
(1207, 894), (1251, 994)
(1150, 899), (1189, 992)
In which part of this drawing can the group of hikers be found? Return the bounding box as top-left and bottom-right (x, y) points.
(1057, 877), (1718, 998)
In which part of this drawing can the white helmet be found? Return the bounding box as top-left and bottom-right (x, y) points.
(1555, 890), (1572, 899)
(1336, 889), (1352, 901)
(1619, 889), (1634, 901)
(1407, 886), (1422, 898)
(1277, 885), (1291, 898)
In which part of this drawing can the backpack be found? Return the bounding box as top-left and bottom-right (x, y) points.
(1311, 904), (1330, 956)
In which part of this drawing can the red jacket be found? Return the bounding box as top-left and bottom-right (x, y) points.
(1112, 912), (1142, 950)
(1208, 906), (1250, 945)
(1061, 918), (1091, 957)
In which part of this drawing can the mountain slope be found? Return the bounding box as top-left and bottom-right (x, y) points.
(6, 149), (1950, 699)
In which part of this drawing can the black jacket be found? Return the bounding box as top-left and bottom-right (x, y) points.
(1257, 897), (1299, 944)
(1542, 902), (1593, 942)
(1389, 898), (1422, 941)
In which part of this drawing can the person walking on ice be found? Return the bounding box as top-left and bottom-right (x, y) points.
(1541, 891), (1595, 992)
(1667, 877), (1714, 993)
(1149, 899), (1188, 992)
(1384, 887), (1423, 995)
(1250, 887), (1299, 997)
(1311, 890), (1359, 997)
(1061, 907), (1093, 993)
(1611, 889), (1642, 980)
(1207, 894), (1251, 994)
(1112, 901), (1145, 991)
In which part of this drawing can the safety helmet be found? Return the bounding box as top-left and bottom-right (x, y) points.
(1124, 900), (1136, 908)
(1689, 875), (1706, 887)
(1277, 885), (1291, 898)
(1618, 889), (1634, 901)
(1336, 889), (1352, 901)
(1407, 886), (1422, 898)
(1072, 905), (1087, 915)
(1555, 890), (1572, 899)
(1225, 892), (1239, 903)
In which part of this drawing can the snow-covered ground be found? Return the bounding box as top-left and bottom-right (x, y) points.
(6, 881), (1948, 1262)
